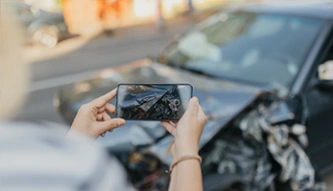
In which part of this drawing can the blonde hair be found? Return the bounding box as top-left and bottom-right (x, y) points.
(0, 5), (30, 120)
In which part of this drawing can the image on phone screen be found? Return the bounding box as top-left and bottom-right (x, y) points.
(116, 84), (193, 120)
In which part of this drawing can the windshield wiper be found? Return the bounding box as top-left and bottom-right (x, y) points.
(183, 67), (219, 78)
(161, 59), (218, 78)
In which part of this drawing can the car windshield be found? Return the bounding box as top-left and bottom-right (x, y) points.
(159, 11), (324, 90)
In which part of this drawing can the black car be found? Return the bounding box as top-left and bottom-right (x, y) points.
(3, 1), (71, 47)
(55, 2), (333, 191)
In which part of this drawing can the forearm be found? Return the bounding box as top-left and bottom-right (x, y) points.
(168, 166), (177, 191)
(172, 159), (203, 191)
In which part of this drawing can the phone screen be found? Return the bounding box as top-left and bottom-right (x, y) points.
(116, 84), (193, 120)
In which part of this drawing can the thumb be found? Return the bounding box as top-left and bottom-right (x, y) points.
(97, 118), (126, 134)
(185, 97), (199, 116)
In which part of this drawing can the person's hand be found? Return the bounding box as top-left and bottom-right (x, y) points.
(68, 88), (126, 139)
(161, 97), (207, 159)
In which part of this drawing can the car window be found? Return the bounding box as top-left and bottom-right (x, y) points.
(161, 12), (325, 91)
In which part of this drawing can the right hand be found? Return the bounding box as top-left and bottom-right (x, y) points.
(161, 97), (207, 159)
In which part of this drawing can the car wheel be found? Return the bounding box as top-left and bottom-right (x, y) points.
(32, 26), (59, 47)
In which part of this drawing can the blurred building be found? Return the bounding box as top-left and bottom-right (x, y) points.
(62, 0), (237, 36)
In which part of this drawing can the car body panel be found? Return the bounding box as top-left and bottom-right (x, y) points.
(305, 87), (333, 174)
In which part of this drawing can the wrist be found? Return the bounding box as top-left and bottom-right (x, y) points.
(169, 154), (202, 174)
(174, 145), (199, 159)
(175, 139), (198, 150)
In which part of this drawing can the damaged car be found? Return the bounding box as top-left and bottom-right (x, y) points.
(55, 2), (333, 191)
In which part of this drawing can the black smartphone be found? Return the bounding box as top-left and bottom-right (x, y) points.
(116, 83), (193, 121)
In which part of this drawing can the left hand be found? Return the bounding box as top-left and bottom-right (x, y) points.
(68, 88), (126, 139)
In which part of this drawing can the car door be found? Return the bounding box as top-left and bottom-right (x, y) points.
(303, 34), (333, 174)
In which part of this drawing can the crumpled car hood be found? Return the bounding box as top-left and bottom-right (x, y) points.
(56, 59), (264, 161)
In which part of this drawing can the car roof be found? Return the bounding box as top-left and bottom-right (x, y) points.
(237, 1), (333, 20)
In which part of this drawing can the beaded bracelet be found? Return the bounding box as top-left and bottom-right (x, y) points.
(168, 154), (202, 174)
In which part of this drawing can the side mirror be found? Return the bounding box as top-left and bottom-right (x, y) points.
(317, 61), (333, 90)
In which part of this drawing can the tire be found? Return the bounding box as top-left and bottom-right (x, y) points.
(32, 25), (59, 47)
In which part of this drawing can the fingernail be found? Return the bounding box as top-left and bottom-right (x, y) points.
(118, 119), (125, 125)
(191, 97), (199, 104)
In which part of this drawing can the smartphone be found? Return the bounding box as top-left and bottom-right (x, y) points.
(116, 83), (193, 121)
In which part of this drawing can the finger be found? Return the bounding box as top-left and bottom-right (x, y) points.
(101, 132), (106, 137)
(97, 113), (103, 121)
(98, 103), (115, 113)
(98, 107), (105, 113)
(184, 97), (199, 116)
(97, 118), (126, 134)
(170, 121), (178, 126)
(105, 103), (116, 114)
(197, 104), (207, 125)
(91, 88), (117, 108)
(166, 140), (175, 156)
(198, 104), (206, 119)
(103, 112), (111, 120)
(161, 121), (176, 136)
